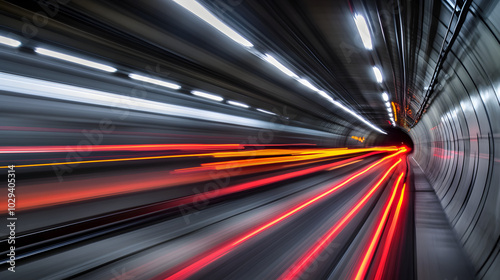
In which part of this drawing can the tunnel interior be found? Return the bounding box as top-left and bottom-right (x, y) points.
(0, 0), (500, 279)
(369, 127), (415, 153)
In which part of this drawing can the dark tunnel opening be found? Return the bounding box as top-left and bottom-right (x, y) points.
(377, 127), (414, 153)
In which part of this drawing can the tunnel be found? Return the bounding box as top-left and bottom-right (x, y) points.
(0, 0), (499, 279)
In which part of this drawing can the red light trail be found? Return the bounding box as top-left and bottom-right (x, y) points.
(279, 160), (403, 280)
(162, 150), (405, 280)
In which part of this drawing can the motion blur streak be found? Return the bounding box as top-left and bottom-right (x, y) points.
(162, 151), (403, 280)
(374, 183), (407, 280)
(353, 172), (406, 280)
(8, 149), (386, 211)
(279, 160), (402, 280)
(0, 146), (397, 169)
(2, 0), (499, 278)
(0, 143), (244, 153)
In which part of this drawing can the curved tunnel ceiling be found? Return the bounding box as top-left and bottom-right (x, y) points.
(0, 0), (499, 279)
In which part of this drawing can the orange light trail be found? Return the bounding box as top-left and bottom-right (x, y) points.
(278, 160), (403, 280)
(1, 146), (400, 169)
(391, 102), (398, 122)
(0, 143), (244, 153)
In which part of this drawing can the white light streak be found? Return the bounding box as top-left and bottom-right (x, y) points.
(35, 48), (117, 72)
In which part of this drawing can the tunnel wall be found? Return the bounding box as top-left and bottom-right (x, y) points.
(410, 3), (500, 279)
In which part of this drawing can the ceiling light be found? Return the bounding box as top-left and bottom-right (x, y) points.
(257, 108), (276, 115)
(173, 0), (253, 48)
(35, 48), (117, 72)
(353, 14), (373, 50)
(297, 78), (319, 91)
(385, 102), (391, 107)
(129, 73), (181, 90)
(382, 92), (389, 101)
(0, 72), (342, 138)
(227, 100), (249, 108)
(191, 90), (223, 101)
(445, 0), (461, 12)
(391, 102), (398, 121)
(0, 35), (21, 47)
(263, 54), (298, 78)
(373, 66), (383, 83)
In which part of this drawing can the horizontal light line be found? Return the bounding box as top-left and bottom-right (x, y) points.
(35, 47), (117, 72)
(263, 54), (298, 78)
(191, 90), (223, 101)
(391, 102), (398, 122)
(354, 14), (372, 50)
(129, 73), (181, 90)
(0, 71), (335, 138)
(227, 100), (249, 108)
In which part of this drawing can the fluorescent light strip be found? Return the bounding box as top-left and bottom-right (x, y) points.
(173, 0), (253, 48)
(0, 71), (338, 137)
(385, 102), (391, 107)
(354, 14), (373, 50)
(0, 35), (21, 47)
(297, 78), (319, 92)
(445, 0), (461, 12)
(35, 48), (117, 73)
(227, 100), (249, 108)
(191, 90), (223, 101)
(373, 66), (383, 83)
(382, 92), (389, 101)
(129, 73), (180, 90)
(257, 108), (277, 115)
(263, 54), (298, 79)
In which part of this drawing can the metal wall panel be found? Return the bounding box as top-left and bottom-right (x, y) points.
(411, 4), (500, 278)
